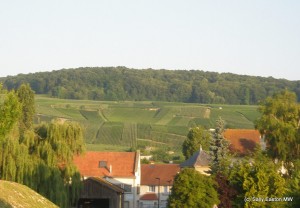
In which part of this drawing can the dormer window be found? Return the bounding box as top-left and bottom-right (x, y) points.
(99, 161), (107, 168)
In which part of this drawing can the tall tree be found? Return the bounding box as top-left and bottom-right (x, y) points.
(255, 90), (300, 162)
(168, 168), (219, 208)
(0, 85), (21, 139)
(182, 126), (211, 159)
(210, 117), (231, 174)
(17, 83), (35, 132)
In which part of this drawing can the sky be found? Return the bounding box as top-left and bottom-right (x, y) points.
(0, 0), (299, 80)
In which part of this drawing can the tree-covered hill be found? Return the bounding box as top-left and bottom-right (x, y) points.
(1, 67), (300, 104)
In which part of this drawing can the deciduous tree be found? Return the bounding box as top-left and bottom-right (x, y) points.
(255, 90), (300, 162)
(0, 85), (85, 208)
(182, 126), (211, 160)
(229, 152), (286, 208)
(17, 83), (35, 131)
(168, 168), (219, 208)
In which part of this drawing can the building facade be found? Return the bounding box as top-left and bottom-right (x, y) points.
(139, 164), (180, 208)
(74, 151), (141, 208)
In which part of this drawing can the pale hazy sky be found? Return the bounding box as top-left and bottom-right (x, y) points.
(1, 1), (299, 80)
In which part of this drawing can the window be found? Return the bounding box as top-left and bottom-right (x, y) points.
(164, 186), (168, 193)
(148, 185), (155, 192)
(98, 161), (107, 168)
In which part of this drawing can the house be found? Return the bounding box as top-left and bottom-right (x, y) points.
(180, 147), (211, 175)
(74, 151), (141, 208)
(140, 164), (180, 208)
(223, 129), (264, 156)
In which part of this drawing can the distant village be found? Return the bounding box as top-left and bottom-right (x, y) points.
(74, 129), (263, 208)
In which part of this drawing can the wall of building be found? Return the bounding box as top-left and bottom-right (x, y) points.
(195, 166), (210, 175)
(139, 185), (171, 208)
(79, 179), (124, 208)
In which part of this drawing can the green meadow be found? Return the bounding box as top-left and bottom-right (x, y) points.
(35, 95), (261, 153)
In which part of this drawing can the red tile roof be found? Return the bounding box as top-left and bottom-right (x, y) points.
(141, 164), (180, 186)
(73, 151), (137, 178)
(140, 193), (158, 201)
(223, 129), (261, 156)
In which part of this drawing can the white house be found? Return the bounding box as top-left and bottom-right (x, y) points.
(139, 164), (180, 208)
(74, 151), (141, 208)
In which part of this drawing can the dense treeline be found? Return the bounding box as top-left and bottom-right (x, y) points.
(0, 84), (85, 208)
(1, 67), (300, 104)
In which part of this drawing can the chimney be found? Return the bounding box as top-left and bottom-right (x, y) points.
(109, 165), (112, 174)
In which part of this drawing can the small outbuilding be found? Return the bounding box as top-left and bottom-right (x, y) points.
(77, 177), (124, 208)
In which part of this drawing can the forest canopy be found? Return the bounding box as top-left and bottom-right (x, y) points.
(1, 67), (300, 104)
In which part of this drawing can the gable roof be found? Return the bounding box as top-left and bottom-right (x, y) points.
(86, 177), (124, 193)
(180, 149), (210, 168)
(141, 164), (180, 186)
(223, 129), (261, 156)
(73, 151), (137, 178)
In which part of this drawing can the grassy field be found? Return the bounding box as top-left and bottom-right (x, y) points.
(0, 180), (58, 208)
(35, 95), (260, 153)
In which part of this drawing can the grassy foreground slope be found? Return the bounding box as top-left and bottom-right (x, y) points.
(0, 180), (58, 208)
(35, 95), (260, 153)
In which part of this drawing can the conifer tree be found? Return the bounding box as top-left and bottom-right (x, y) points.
(209, 117), (230, 175)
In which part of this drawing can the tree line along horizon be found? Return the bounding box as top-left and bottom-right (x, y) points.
(1, 67), (300, 104)
(1, 82), (300, 207)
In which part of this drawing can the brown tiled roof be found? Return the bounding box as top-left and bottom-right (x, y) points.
(73, 151), (137, 178)
(180, 149), (210, 168)
(140, 193), (158, 200)
(223, 129), (261, 155)
(141, 164), (180, 186)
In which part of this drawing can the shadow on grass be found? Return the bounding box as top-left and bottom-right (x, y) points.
(0, 199), (13, 208)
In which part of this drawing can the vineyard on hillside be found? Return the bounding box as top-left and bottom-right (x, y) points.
(35, 95), (260, 154)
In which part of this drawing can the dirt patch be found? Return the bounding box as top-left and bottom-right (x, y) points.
(146, 108), (160, 111)
(56, 117), (68, 124)
(204, 108), (211, 119)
